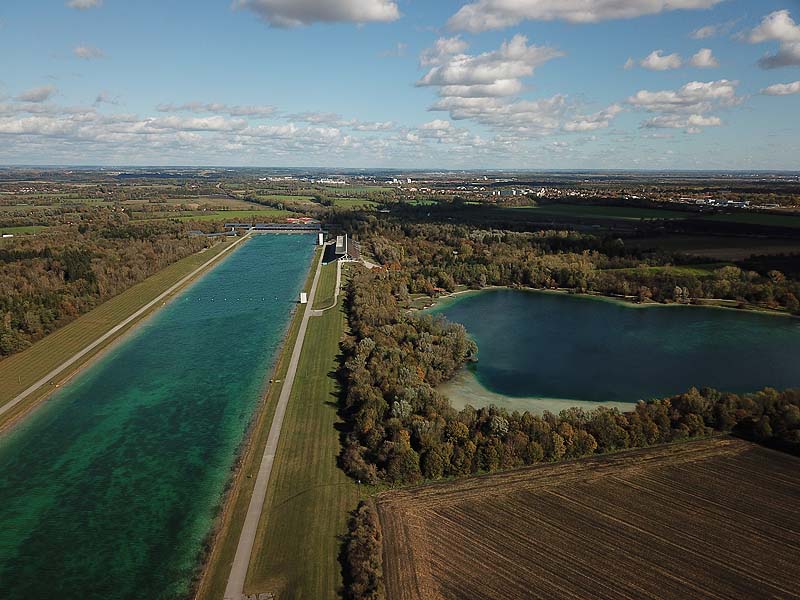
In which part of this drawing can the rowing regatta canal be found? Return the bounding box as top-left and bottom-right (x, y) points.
(0, 234), (314, 599)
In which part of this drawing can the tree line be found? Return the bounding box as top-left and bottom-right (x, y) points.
(0, 218), (217, 358)
(338, 267), (800, 486)
(339, 218), (800, 314)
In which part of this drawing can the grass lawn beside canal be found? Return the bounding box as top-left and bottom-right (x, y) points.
(244, 269), (362, 599)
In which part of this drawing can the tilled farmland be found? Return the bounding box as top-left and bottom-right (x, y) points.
(376, 437), (800, 600)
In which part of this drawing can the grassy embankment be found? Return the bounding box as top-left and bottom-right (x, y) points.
(196, 253), (362, 600)
(243, 261), (361, 599)
(0, 240), (234, 430)
(312, 260), (339, 310)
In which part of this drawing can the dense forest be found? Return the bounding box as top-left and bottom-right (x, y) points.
(0, 219), (216, 358)
(338, 216), (800, 313)
(338, 267), (800, 486)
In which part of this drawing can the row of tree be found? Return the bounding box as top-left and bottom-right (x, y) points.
(338, 267), (800, 486)
(0, 218), (217, 358)
(346, 220), (800, 314)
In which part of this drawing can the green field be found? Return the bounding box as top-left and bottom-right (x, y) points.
(139, 209), (293, 223)
(699, 212), (800, 229)
(0, 241), (232, 427)
(245, 272), (361, 599)
(514, 203), (693, 220)
(313, 261), (339, 310)
(0, 225), (48, 235)
(332, 197), (379, 209)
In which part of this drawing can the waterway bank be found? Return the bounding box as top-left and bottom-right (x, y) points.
(0, 236), (248, 432)
(0, 234), (316, 600)
(192, 246), (321, 600)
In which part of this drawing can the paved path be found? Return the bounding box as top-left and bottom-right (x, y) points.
(223, 245), (327, 600)
(0, 233), (251, 419)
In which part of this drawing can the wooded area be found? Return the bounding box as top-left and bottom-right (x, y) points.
(0, 218), (216, 358)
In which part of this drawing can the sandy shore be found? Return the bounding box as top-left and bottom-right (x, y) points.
(439, 367), (633, 415)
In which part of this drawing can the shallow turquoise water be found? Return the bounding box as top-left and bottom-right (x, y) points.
(0, 235), (314, 599)
(434, 289), (800, 404)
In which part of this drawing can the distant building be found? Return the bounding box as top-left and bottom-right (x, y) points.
(299, 292), (308, 304)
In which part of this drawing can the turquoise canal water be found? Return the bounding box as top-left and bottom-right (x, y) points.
(434, 289), (800, 404)
(0, 235), (314, 600)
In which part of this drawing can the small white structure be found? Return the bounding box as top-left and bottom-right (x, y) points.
(1, 234), (13, 238)
(318, 233), (324, 246)
(299, 292), (308, 305)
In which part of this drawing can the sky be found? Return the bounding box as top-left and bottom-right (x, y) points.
(1, 0), (799, 169)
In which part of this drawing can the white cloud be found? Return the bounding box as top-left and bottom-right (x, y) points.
(233, 0), (399, 27)
(431, 94), (569, 135)
(73, 45), (105, 60)
(15, 86), (57, 103)
(417, 35), (622, 136)
(420, 36), (469, 67)
(747, 10), (800, 69)
(640, 50), (683, 71)
(761, 81), (800, 96)
(67, 0), (102, 9)
(439, 79), (524, 98)
(627, 48), (718, 70)
(690, 48), (719, 68)
(757, 43), (800, 69)
(417, 34), (562, 88)
(285, 111), (395, 131)
(628, 79), (737, 133)
(691, 24), (718, 39)
(643, 114), (722, 129)
(447, 0), (724, 32)
(156, 102), (276, 118)
(748, 10), (800, 44)
(690, 20), (736, 39)
(627, 79), (738, 112)
(564, 104), (623, 132)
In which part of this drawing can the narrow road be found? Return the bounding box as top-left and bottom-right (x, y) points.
(0, 233), (251, 419)
(223, 245), (327, 600)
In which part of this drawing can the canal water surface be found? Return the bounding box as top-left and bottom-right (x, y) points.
(0, 234), (314, 599)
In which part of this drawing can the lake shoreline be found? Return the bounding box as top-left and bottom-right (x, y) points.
(416, 284), (798, 319)
(427, 286), (800, 413)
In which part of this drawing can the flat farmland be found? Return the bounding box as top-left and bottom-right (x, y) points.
(377, 438), (800, 600)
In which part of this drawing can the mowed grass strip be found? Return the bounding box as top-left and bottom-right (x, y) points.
(244, 297), (361, 599)
(312, 261), (339, 310)
(194, 248), (321, 600)
(0, 241), (232, 427)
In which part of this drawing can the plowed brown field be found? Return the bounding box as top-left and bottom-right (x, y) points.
(377, 438), (800, 600)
